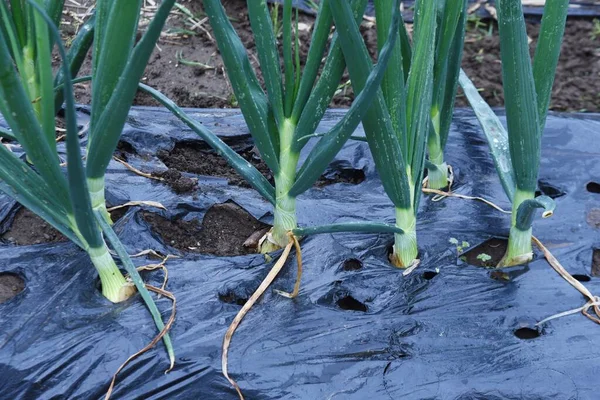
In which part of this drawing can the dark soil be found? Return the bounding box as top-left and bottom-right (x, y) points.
(63, 1), (600, 112)
(462, 237), (508, 268)
(0, 273), (25, 304)
(143, 201), (269, 256)
(593, 249), (600, 277)
(2, 208), (66, 245)
(152, 168), (199, 194)
(459, 19), (600, 112)
(156, 143), (272, 191)
(108, 206), (130, 223)
(154, 142), (366, 193)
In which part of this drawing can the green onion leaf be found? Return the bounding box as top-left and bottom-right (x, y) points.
(247, 0), (284, 127)
(330, 0), (411, 210)
(497, 0), (540, 196)
(203, 0), (280, 174)
(290, 0), (402, 196)
(532, 0), (569, 130)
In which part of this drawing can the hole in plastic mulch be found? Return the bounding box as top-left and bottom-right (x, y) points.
(422, 270), (438, 280)
(462, 237), (508, 267)
(108, 206), (130, 223)
(336, 295), (368, 312)
(218, 290), (248, 306)
(587, 182), (600, 194)
(317, 167), (366, 187)
(514, 327), (541, 340)
(343, 258), (363, 271)
(592, 249), (600, 277)
(572, 274), (591, 282)
(0, 272), (25, 304)
(535, 179), (566, 199)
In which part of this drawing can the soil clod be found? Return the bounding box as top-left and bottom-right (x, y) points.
(152, 168), (198, 194)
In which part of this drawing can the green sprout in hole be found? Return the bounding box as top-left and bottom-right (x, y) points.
(449, 237), (470, 255)
(476, 252), (493, 267)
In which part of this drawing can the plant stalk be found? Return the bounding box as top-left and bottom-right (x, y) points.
(426, 108), (449, 189)
(501, 189), (535, 266)
(87, 175), (113, 223)
(391, 207), (418, 268)
(261, 119), (299, 252)
(88, 243), (135, 303)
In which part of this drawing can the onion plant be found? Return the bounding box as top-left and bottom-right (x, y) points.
(329, 0), (440, 267)
(425, 0), (468, 189)
(459, 0), (568, 267)
(0, 0), (94, 133)
(139, 0), (405, 254)
(0, 0), (175, 360)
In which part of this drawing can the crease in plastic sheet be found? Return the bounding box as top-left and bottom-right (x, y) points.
(0, 108), (599, 399)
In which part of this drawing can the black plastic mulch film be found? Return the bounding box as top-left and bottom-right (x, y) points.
(0, 108), (599, 399)
(268, 0), (600, 20)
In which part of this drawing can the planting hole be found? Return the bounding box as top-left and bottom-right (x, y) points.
(343, 258), (363, 271)
(462, 238), (507, 267)
(115, 140), (136, 161)
(0, 273), (25, 304)
(108, 206), (129, 222)
(218, 290), (248, 306)
(156, 142), (273, 189)
(317, 167), (366, 187)
(422, 270), (438, 280)
(572, 274), (591, 282)
(152, 169), (197, 194)
(535, 179), (566, 199)
(2, 208), (66, 245)
(514, 327), (541, 340)
(592, 249), (600, 277)
(337, 295), (368, 312)
(587, 182), (600, 194)
(143, 201), (269, 256)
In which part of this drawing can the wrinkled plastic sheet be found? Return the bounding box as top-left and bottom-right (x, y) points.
(268, 0), (600, 20)
(1, 108), (599, 399)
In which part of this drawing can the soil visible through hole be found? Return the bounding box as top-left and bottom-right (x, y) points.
(462, 237), (508, 267)
(0, 273), (25, 304)
(592, 249), (600, 277)
(514, 327), (541, 340)
(156, 143), (272, 192)
(2, 208), (66, 245)
(155, 142), (367, 194)
(143, 201), (269, 256)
